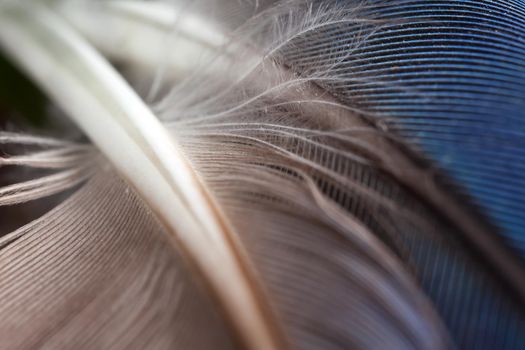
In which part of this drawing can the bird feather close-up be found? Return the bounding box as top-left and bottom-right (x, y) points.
(0, 0), (524, 349)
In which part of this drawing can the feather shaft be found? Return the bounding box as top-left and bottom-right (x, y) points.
(0, 3), (287, 349)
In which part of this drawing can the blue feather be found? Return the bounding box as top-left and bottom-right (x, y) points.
(281, 0), (525, 348)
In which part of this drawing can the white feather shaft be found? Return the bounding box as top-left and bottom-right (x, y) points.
(0, 3), (286, 349)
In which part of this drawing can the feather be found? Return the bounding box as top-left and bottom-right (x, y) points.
(0, 3), (287, 349)
(0, 0), (524, 349)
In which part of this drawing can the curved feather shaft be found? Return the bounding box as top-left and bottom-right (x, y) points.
(0, 3), (287, 350)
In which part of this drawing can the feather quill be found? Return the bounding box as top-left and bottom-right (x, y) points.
(0, 3), (288, 349)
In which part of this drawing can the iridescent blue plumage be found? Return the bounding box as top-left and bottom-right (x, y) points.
(282, 1), (525, 348)
(305, 0), (525, 256)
